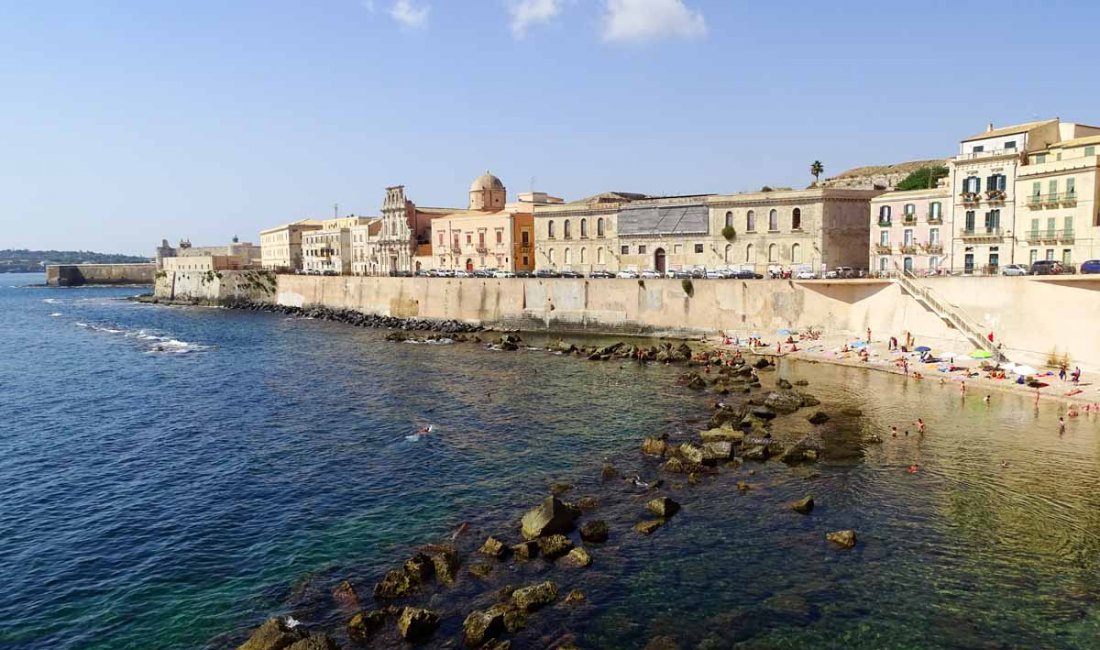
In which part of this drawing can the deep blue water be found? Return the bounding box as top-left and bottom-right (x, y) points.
(4, 273), (1100, 650)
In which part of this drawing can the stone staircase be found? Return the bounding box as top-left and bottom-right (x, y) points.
(893, 265), (1007, 363)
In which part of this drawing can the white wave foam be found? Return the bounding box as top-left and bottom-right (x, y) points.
(50, 312), (62, 317)
(42, 298), (62, 304)
(76, 322), (208, 354)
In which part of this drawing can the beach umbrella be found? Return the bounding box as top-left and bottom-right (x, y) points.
(915, 346), (931, 352)
(1014, 365), (1038, 375)
(851, 341), (867, 349)
(777, 328), (791, 336)
(970, 350), (993, 359)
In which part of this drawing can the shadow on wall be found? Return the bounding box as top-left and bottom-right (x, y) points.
(799, 281), (892, 305)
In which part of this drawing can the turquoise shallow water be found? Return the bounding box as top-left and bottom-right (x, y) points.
(3, 273), (1100, 649)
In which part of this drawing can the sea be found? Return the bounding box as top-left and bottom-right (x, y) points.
(3, 272), (1100, 649)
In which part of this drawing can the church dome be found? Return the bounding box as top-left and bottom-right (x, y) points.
(470, 171), (505, 192)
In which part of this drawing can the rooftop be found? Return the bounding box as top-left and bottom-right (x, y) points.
(961, 119), (1058, 142)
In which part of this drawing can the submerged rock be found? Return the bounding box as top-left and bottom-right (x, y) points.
(463, 608), (504, 647)
(662, 457), (686, 474)
(679, 443), (704, 464)
(826, 530), (857, 549)
(521, 496), (577, 539)
(373, 568), (415, 600)
(601, 463), (621, 480)
(237, 618), (306, 650)
(702, 441), (733, 464)
(641, 437), (669, 457)
(564, 589), (586, 605)
(397, 607), (440, 642)
(347, 610), (387, 645)
(579, 520), (609, 543)
(575, 496), (599, 511)
(511, 540), (539, 561)
(647, 497), (680, 518)
(479, 536), (509, 559)
(512, 581), (559, 612)
(562, 547), (593, 568)
(550, 481), (575, 495)
(286, 634), (339, 650)
(468, 563), (494, 579)
(634, 519), (665, 535)
(644, 635), (681, 650)
(332, 580), (359, 609)
(807, 411), (830, 425)
(764, 390), (804, 414)
(537, 534), (574, 560)
(790, 496), (815, 514)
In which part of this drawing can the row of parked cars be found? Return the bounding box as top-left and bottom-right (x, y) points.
(1001, 260), (1100, 276)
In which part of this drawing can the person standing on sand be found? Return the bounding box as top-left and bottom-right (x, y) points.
(1059, 416), (1066, 435)
(1059, 363), (1067, 381)
(867, 327), (872, 343)
(916, 418), (925, 433)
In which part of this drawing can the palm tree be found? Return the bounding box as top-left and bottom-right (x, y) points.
(810, 161), (824, 184)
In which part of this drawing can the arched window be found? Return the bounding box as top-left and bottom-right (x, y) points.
(725, 211), (733, 228)
(768, 243), (778, 262)
(597, 247), (604, 264)
(904, 203), (916, 217)
(792, 208), (802, 230)
(580, 248), (587, 264)
(791, 243), (801, 263)
(724, 243), (732, 263)
(746, 210), (756, 231)
(879, 206), (891, 220)
(769, 210), (778, 231)
(580, 219), (588, 238)
(564, 220), (572, 239)
(548, 220), (556, 238)
(564, 248), (572, 265)
(746, 243), (754, 262)
(548, 249), (555, 264)
(597, 218), (605, 237)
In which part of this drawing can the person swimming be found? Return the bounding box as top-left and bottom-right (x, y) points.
(915, 418), (925, 433)
(891, 426), (898, 438)
(907, 463), (920, 474)
(983, 395), (991, 404)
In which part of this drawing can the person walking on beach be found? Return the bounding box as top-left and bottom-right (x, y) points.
(1059, 416), (1066, 435)
(889, 336), (897, 351)
(960, 380), (967, 395)
(1072, 366), (1081, 385)
(1059, 363), (1067, 381)
(866, 327), (872, 344)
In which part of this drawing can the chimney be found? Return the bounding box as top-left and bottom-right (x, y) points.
(987, 122), (994, 133)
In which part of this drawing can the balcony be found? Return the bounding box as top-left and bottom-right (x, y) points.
(877, 219), (892, 227)
(985, 190), (1006, 203)
(1025, 229), (1075, 244)
(959, 192), (980, 205)
(902, 214), (917, 225)
(927, 213), (943, 224)
(921, 242), (944, 254)
(1026, 194), (1043, 208)
(1043, 192), (1060, 206)
(874, 244), (893, 255)
(955, 147), (1019, 161)
(899, 244), (918, 254)
(475, 246), (489, 254)
(450, 245), (462, 254)
(959, 227), (1003, 242)
(1062, 192), (1078, 205)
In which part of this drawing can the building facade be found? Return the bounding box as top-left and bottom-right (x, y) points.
(616, 196), (714, 273)
(1015, 134), (1100, 268)
(302, 216), (375, 275)
(155, 237), (262, 271)
(708, 188), (882, 275)
(350, 220), (384, 276)
(533, 192), (647, 274)
(260, 220), (323, 272)
(869, 187), (950, 275)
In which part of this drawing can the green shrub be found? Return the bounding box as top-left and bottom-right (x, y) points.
(896, 165), (949, 191)
(682, 279), (694, 297)
(721, 225), (736, 241)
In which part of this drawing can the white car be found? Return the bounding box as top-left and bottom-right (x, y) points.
(796, 270), (817, 280)
(640, 269), (662, 279)
(616, 270), (640, 279)
(704, 269), (723, 279)
(493, 270), (516, 278)
(453, 270), (471, 278)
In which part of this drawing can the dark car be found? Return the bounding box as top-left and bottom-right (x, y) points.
(471, 268), (495, 278)
(668, 269), (693, 279)
(559, 270), (583, 279)
(1029, 260), (1064, 275)
(515, 270), (534, 278)
(588, 270), (614, 279)
(1080, 260), (1100, 274)
(322, 270), (339, 276)
(535, 269), (561, 278)
(731, 270), (763, 280)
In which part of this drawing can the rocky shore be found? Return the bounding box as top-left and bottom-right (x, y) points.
(231, 328), (869, 650)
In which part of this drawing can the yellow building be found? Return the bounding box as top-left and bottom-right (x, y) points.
(260, 219), (323, 272)
(533, 191), (646, 274)
(302, 216), (377, 275)
(1016, 134), (1100, 268)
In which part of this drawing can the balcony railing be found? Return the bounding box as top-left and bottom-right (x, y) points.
(985, 190), (1006, 203)
(475, 246), (488, 254)
(1062, 192), (1078, 205)
(960, 192), (980, 205)
(1043, 192), (1060, 206)
(1025, 229), (1075, 243)
(927, 212), (943, 224)
(955, 147), (1019, 161)
(899, 244), (918, 254)
(451, 245), (462, 254)
(1026, 194), (1043, 208)
(874, 244), (893, 254)
(902, 214), (917, 224)
(921, 242), (944, 254)
(959, 227), (1003, 241)
(877, 219), (892, 227)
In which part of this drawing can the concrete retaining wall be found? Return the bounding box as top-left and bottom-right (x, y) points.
(46, 263), (155, 286)
(156, 271), (1100, 372)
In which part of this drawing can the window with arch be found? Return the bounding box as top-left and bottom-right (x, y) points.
(597, 247), (604, 264)
(580, 248), (587, 264)
(597, 217), (605, 237)
(725, 211), (733, 228)
(791, 243), (801, 263)
(564, 248), (572, 265)
(724, 243), (732, 263)
(548, 221), (556, 239)
(879, 205), (891, 221)
(746, 210), (756, 231)
(564, 220), (572, 239)
(768, 243), (778, 262)
(548, 249), (555, 264)
(792, 208), (802, 230)
(769, 210), (779, 231)
(746, 243), (754, 262)
(580, 219), (588, 238)
(904, 203), (916, 219)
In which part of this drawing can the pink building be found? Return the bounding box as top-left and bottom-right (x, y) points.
(869, 186), (950, 275)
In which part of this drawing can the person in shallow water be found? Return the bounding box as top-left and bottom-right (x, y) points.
(915, 418), (925, 433)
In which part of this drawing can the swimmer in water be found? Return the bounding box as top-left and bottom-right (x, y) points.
(1059, 416), (1066, 435)
(1000, 460), (1010, 468)
(983, 395), (991, 404)
(908, 463), (920, 474)
(891, 426), (898, 438)
(915, 418), (925, 434)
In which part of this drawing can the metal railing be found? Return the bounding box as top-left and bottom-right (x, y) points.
(959, 227), (1003, 240)
(1025, 229), (1075, 243)
(893, 262), (1007, 363)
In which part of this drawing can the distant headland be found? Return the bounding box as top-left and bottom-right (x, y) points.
(0, 249), (150, 274)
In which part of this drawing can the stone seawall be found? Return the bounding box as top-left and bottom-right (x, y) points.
(153, 271), (1100, 371)
(46, 263), (156, 286)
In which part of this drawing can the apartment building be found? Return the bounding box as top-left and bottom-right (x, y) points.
(869, 187), (950, 275)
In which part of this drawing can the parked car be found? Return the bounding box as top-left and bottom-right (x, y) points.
(322, 270), (339, 276)
(414, 269), (431, 277)
(493, 270), (516, 278)
(560, 270), (583, 279)
(795, 270), (817, 280)
(471, 268), (495, 278)
(703, 269), (723, 279)
(535, 269), (561, 278)
(453, 269), (472, 278)
(616, 269), (639, 279)
(515, 270), (534, 278)
(588, 270), (614, 279)
(1080, 260), (1100, 274)
(640, 269), (663, 279)
(824, 266), (855, 279)
(1029, 260), (1064, 275)
(1001, 264), (1028, 276)
(731, 270), (763, 280)
(666, 269), (693, 279)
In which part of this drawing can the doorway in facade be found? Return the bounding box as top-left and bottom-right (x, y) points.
(654, 248), (667, 274)
(415, 261), (421, 273)
(465, 259), (474, 272)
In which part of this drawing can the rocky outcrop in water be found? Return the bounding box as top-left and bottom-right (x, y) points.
(214, 299), (484, 334)
(520, 496), (577, 540)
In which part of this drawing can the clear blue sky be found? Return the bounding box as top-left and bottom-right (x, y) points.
(4, 0), (1099, 255)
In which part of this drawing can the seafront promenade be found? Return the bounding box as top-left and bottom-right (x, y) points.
(154, 270), (1100, 373)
